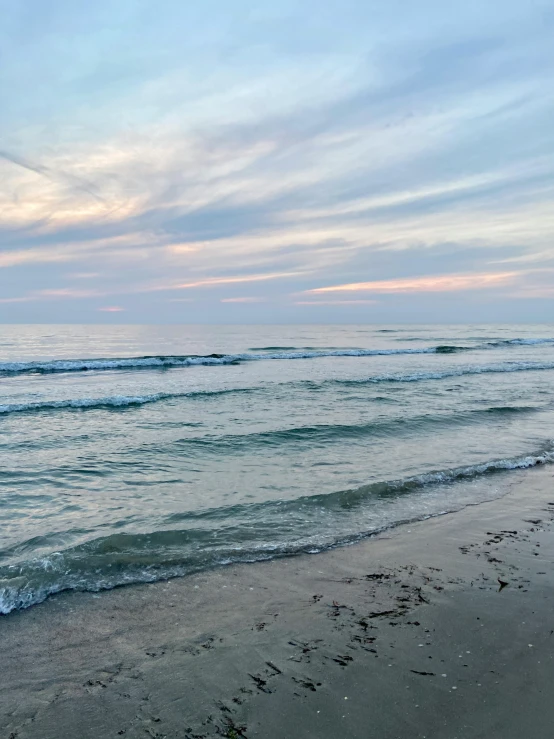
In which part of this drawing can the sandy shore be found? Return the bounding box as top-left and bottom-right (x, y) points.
(2, 464), (554, 739)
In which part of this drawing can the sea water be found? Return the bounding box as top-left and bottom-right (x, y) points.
(1, 324), (553, 613)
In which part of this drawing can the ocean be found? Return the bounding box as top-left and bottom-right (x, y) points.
(1, 324), (553, 615)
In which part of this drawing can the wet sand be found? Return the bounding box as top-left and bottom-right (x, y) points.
(2, 464), (554, 739)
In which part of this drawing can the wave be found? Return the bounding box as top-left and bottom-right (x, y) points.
(160, 405), (539, 455)
(435, 345), (467, 353)
(0, 394), (174, 415)
(2, 336), (553, 377)
(395, 337), (554, 346)
(2, 442), (552, 614)
(4, 404), (530, 456)
(296, 441), (554, 508)
(248, 345), (331, 351)
(0, 345), (475, 376)
(2, 361), (553, 419)
(0, 404), (541, 470)
(0, 387), (253, 417)
(0, 354), (240, 376)
(488, 338), (554, 347)
(337, 360), (554, 385)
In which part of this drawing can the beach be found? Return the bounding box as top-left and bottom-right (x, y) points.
(2, 463), (553, 738)
(2, 0), (553, 728)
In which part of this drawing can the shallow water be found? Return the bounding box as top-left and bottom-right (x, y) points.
(1, 323), (553, 613)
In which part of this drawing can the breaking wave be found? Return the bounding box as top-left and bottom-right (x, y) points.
(1, 337), (553, 377)
(1, 441), (552, 614)
(0, 387), (253, 417)
(0, 345), (471, 376)
(1, 361), (553, 418)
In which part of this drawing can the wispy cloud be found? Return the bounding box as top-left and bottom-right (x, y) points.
(306, 271), (520, 294)
(171, 271), (307, 290)
(38, 288), (103, 299)
(220, 297), (265, 303)
(0, 296), (34, 304)
(0, 287), (104, 303)
(295, 299), (379, 305)
(0, 149), (107, 204)
(1, 0), (552, 321)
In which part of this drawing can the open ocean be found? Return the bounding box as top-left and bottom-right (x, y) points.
(1, 324), (554, 614)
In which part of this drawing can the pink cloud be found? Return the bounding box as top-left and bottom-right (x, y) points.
(0, 288), (102, 303)
(66, 272), (100, 279)
(306, 271), (519, 294)
(295, 299), (378, 305)
(98, 306), (125, 312)
(220, 297), (264, 303)
(0, 296), (34, 304)
(173, 271), (304, 290)
(39, 288), (102, 298)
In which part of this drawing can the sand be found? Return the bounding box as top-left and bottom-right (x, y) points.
(2, 464), (554, 739)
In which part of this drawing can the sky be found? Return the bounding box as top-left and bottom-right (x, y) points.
(1, 0), (553, 323)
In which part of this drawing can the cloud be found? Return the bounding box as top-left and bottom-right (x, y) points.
(306, 271), (520, 294)
(0, 149), (107, 204)
(0, 296), (34, 304)
(0, 245), (84, 268)
(0, 0), (553, 321)
(220, 297), (265, 303)
(38, 288), (103, 298)
(170, 270), (308, 290)
(0, 286), (104, 303)
(295, 299), (378, 305)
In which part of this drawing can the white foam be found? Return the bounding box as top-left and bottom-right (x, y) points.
(0, 355), (237, 374)
(0, 393), (173, 415)
(407, 445), (554, 486)
(0, 347), (441, 375)
(1, 336), (552, 376)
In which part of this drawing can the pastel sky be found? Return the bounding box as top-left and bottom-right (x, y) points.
(1, 0), (553, 323)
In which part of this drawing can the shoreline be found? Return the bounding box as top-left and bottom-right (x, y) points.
(4, 445), (554, 616)
(2, 464), (554, 738)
